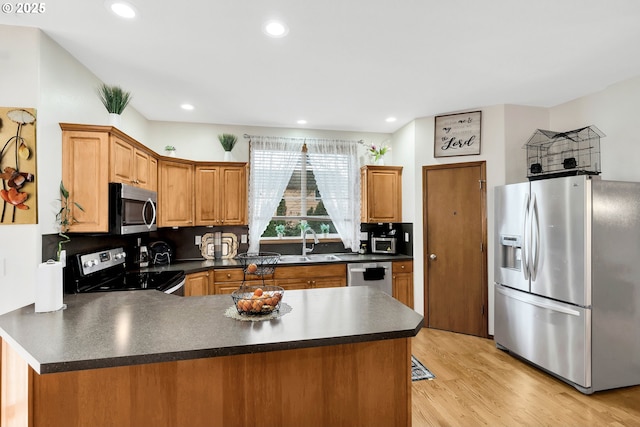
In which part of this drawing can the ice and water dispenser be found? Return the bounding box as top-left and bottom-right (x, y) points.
(500, 234), (522, 271)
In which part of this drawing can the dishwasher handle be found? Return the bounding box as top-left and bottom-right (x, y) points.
(349, 266), (389, 273)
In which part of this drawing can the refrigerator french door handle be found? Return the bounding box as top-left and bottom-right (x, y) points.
(522, 193), (530, 280)
(496, 286), (581, 316)
(530, 193), (540, 281)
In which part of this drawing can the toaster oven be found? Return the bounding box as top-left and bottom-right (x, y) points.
(371, 237), (397, 254)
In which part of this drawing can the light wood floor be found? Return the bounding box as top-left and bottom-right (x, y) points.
(411, 327), (640, 427)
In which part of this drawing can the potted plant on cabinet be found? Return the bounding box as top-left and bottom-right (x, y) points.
(97, 83), (132, 127)
(164, 145), (177, 157)
(218, 133), (237, 161)
(368, 143), (391, 165)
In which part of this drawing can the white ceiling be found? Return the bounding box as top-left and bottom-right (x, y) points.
(3, 0), (640, 133)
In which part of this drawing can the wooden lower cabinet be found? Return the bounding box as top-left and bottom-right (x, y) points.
(2, 335), (412, 427)
(212, 264), (346, 294)
(184, 271), (211, 296)
(275, 264), (346, 289)
(392, 260), (414, 308)
(212, 268), (274, 294)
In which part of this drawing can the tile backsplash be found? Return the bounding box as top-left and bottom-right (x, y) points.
(42, 222), (413, 263)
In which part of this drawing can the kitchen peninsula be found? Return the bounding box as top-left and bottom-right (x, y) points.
(0, 286), (423, 427)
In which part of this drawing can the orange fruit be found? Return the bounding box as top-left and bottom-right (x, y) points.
(247, 263), (258, 274)
(252, 300), (264, 312)
(253, 288), (263, 297)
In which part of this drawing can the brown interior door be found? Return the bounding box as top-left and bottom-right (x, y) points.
(423, 161), (488, 337)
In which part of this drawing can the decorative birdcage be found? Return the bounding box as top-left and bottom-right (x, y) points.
(524, 125), (604, 180)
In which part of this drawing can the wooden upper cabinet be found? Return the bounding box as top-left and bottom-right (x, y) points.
(158, 159), (194, 227)
(195, 164), (247, 226)
(219, 165), (247, 225)
(61, 128), (110, 233)
(61, 123), (244, 232)
(61, 123), (160, 233)
(194, 165), (219, 225)
(110, 136), (158, 191)
(361, 165), (403, 223)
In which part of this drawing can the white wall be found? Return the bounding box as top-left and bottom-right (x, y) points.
(399, 77), (640, 335)
(147, 121), (390, 164)
(0, 26), (40, 315)
(398, 106), (507, 334)
(0, 26), (150, 314)
(550, 75), (640, 183)
(504, 105), (549, 184)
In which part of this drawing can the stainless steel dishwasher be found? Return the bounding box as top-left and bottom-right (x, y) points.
(347, 261), (393, 296)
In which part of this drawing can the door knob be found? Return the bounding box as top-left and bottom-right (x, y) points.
(429, 254), (437, 260)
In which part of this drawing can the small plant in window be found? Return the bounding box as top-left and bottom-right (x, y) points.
(320, 223), (330, 236)
(298, 222), (310, 235)
(275, 224), (285, 238)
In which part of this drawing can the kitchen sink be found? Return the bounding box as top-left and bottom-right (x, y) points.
(306, 254), (342, 262)
(278, 255), (311, 263)
(277, 254), (344, 264)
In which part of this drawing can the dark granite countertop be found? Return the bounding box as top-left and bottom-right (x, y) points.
(0, 286), (423, 375)
(137, 253), (413, 275)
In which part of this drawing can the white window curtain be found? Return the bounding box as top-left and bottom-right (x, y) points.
(306, 139), (361, 252)
(247, 136), (305, 253)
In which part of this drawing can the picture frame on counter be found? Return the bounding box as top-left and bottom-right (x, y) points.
(434, 110), (481, 158)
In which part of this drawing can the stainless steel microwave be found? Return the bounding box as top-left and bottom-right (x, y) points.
(371, 237), (397, 254)
(109, 183), (157, 234)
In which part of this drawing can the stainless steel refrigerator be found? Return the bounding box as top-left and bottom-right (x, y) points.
(494, 174), (640, 394)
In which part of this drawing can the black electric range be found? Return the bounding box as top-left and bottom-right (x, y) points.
(65, 247), (185, 296)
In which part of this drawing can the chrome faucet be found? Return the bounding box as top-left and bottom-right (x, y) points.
(302, 228), (319, 256)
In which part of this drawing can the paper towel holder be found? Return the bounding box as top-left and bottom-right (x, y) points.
(35, 259), (67, 313)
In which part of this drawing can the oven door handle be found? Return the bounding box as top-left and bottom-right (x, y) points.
(164, 279), (185, 295)
(143, 198), (157, 230)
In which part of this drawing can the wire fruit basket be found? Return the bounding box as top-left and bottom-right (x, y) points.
(236, 252), (280, 276)
(231, 284), (284, 315)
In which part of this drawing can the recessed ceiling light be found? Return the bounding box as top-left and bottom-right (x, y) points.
(385, 117), (397, 123)
(181, 103), (194, 111)
(106, 0), (137, 19)
(297, 119), (307, 125)
(263, 20), (289, 38)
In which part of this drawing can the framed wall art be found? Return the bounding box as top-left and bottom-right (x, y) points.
(434, 110), (481, 158)
(0, 107), (37, 225)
